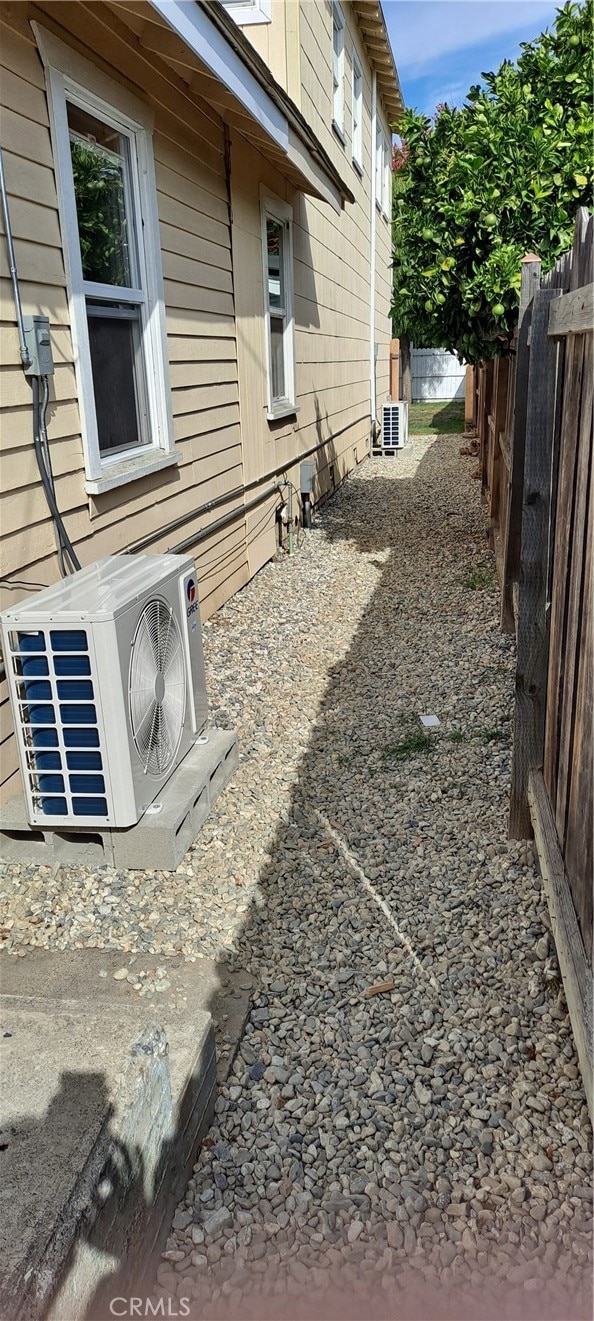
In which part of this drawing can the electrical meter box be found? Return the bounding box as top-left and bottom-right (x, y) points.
(300, 461), (315, 495)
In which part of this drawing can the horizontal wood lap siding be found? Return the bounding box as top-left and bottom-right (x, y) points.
(231, 153), (372, 580)
(298, 0), (392, 412)
(375, 213), (391, 403)
(0, 4), (243, 549)
(0, 13), (83, 580)
(0, 3), (248, 800)
(230, 0), (394, 586)
(241, 4), (288, 88)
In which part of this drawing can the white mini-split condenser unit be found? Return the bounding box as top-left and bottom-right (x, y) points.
(0, 555), (209, 829)
(381, 401), (409, 451)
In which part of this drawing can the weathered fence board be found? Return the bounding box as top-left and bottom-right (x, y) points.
(528, 770), (593, 1116)
(554, 342), (591, 834)
(476, 208), (593, 1112)
(500, 256), (541, 630)
(509, 288), (562, 838)
(548, 282), (594, 336)
(563, 461), (593, 961)
(543, 334), (585, 802)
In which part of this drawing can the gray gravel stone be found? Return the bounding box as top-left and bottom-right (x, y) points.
(203, 1207), (232, 1237)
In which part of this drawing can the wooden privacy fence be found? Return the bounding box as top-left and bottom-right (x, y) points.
(477, 209), (593, 1114)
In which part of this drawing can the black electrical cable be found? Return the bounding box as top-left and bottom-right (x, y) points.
(31, 376), (81, 574)
(39, 376), (66, 577)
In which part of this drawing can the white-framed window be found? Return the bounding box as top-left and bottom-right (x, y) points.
(332, 2), (345, 140)
(376, 124), (391, 218)
(260, 192), (296, 420)
(382, 131), (391, 218)
(38, 34), (175, 496)
(352, 51), (363, 172)
(221, 0), (271, 24)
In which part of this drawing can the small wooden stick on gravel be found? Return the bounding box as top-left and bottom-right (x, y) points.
(363, 978), (395, 998)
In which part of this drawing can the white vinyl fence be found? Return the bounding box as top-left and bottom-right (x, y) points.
(410, 346), (465, 401)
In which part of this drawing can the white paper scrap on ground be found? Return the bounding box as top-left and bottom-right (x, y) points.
(419, 714), (440, 729)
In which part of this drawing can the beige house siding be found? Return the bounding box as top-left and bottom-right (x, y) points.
(299, 0), (393, 409)
(239, 0), (287, 89)
(0, 1), (248, 801)
(230, 129), (373, 579)
(227, 0), (394, 576)
(0, 0), (397, 806)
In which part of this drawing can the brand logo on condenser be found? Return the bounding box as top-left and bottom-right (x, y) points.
(186, 577), (198, 617)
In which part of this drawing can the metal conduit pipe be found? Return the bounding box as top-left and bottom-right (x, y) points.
(0, 144), (30, 369)
(170, 481), (285, 555)
(127, 413), (370, 555)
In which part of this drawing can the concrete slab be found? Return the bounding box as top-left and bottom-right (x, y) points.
(0, 952), (254, 1320)
(0, 728), (239, 871)
(0, 1001), (214, 1321)
(0, 948), (254, 1084)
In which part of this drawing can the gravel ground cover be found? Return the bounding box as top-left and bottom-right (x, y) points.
(1, 436), (592, 1320)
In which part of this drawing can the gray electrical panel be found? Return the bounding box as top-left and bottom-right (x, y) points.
(23, 315), (54, 377)
(300, 461), (315, 494)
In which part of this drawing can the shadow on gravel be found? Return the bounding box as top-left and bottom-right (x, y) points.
(179, 435), (590, 1320)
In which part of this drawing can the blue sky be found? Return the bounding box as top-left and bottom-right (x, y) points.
(383, 0), (560, 118)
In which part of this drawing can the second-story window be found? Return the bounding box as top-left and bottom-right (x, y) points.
(376, 125), (391, 217)
(383, 133), (392, 218)
(352, 52), (363, 171)
(332, 2), (345, 139)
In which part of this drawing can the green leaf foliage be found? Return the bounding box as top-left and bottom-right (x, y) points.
(391, 1), (593, 363)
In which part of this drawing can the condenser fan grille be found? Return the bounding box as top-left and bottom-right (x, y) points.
(129, 598), (186, 776)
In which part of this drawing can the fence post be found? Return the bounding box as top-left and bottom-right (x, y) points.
(509, 286), (563, 838)
(500, 254), (541, 631)
(464, 366), (475, 430)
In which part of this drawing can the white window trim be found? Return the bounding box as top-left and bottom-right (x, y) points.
(222, 0), (271, 24)
(375, 126), (383, 211)
(332, 1), (345, 141)
(260, 190), (296, 422)
(33, 25), (177, 494)
(352, 50), (363, 173)
(382, 129), (392, 220)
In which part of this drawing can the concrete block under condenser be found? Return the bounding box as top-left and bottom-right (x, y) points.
(0, 727), (239, 871)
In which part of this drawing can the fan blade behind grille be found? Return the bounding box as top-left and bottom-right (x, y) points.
(129, 597), (186, 776)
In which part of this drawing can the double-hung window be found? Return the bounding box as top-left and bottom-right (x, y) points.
(376, 125), (391, 218)
(332, 2), (345, 139)
(68, 103), (150, 461)
(38, 28), (175, 495)
(383, 133), (392, 219)
(261, 194), (296, 420)
(352, 52), (363, 172)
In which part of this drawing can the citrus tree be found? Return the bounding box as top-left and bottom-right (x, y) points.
(391, 0), (593, 363)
